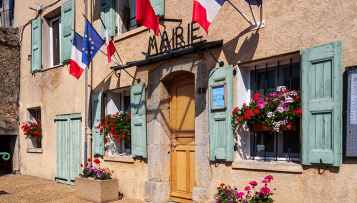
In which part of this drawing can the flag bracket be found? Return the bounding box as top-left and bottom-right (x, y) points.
(198, 46), (224, 67)
(159, 18), (182, 23)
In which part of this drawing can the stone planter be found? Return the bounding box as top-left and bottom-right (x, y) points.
(75, 177), (118, 203)
(248, 121), (296, 132)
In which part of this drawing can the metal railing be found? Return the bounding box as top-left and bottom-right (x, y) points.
(0, 8), (14, 28)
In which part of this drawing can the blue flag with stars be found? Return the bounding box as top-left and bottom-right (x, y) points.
(82, 19), (105, 66)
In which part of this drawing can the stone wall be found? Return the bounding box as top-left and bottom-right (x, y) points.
(0, 27), (19, 135)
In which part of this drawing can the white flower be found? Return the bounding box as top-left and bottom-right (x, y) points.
(277, 86), (286, 92)
(285, 96), (294, 103)
(267, 112), (275, 118)
(276, 107), (284, 113)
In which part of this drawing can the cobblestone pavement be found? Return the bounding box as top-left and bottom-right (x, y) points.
(0, 174), (143, 203)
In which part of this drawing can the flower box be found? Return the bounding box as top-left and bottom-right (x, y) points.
(248, 121), (296, 132)
(75, 176), (118, 203)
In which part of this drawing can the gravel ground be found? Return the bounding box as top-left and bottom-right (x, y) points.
(0, 174), (143, 203)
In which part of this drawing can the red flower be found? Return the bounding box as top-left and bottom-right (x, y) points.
(294, 108), (302, 115)
(243, 114), (250, 119)
(121, 134), (125, 138)
(125, 117), (128, 122)
(104, 139), (108, 143)
(100, 127), (103, 131)
(245, 109), (251, 114)
(253, 109), (259, 114)
(95, 131), (98, 133)
(106, 118), (109, 122)
(295, 95), (299, 100)
(111, 127), (114, 131)
(238, 117), (242, 121)
(101, 117), (104, 120)
(284, 89), (290, 94)
(113, 119), (116, 123)
(116, 138), (121, 142)
(85, 163), (88, 166)
(253, 96), (259, 101)
(80, 164), (83, 167)
(94, 159), (100, 164)
(232, 107), (239, 115)
(113, 134), (117, 138)
(254, 93), (260, 98)
(110, 122), (113, 126)
(220, 183), (225, 187)
(128, 114), (131, 118)
(88, 158), (91, 161)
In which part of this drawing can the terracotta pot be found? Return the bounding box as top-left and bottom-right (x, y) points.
(75, 177), (118, 203)
(249, 121), (296, 132)
(31, 134), (40, 137)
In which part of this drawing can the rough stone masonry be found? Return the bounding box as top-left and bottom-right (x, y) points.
(0, 27), (19, 135)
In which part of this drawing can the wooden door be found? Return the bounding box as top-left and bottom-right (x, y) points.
(56, 114), (82, 185)
(170, 76), (195, 202)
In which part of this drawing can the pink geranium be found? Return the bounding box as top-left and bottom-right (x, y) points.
(262, 180), (269, 183)
(236, 192), (245, 198)
(260, 187), (271, 194)
(244, 186), (251, 191)
(265, 175), (274, 180)
(249, 181), (258, 187)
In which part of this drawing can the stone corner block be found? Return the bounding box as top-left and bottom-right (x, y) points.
(192, 187), (208, 202)
(145, 181), (170, 203)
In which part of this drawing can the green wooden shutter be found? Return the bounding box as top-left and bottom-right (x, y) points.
(69, 114), (82, 185)
(56, 115), (69, 185)
(150, 0), (165, 17)
(31, 16), (42, 72)
(130, 83), (147, 158)
(301, 41), (343, 167)
(101, 0), (115, 38)
(209, 65), (234, 161)
(61, 0), (75, 63)
(92, 92), (105, 156)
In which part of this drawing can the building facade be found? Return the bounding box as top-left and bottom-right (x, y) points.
(14, 0), (357, 202)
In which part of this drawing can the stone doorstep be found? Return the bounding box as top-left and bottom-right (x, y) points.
(75, 177), (119, 203)
(232, 160), (303, 173)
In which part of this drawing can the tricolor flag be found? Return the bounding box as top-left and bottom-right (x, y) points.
(192, 0), (225, 33)
(245, 0), (262, 7)
(136, 0), (159, 36)
(69, 32), (87, 79)
(105, 30), (115, 62)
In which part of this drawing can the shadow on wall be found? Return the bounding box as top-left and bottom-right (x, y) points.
(223, 27), (260, 65)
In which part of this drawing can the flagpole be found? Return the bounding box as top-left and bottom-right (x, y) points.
(225, 0), (254, 27)
(98, 14), (123, 65)
(83, 6), (89, 169)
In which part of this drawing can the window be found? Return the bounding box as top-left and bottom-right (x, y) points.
(249, 63), (300, 160)
(116, 0), (141, 35)
(50, 16), (61, 67)
(27, 107), (42, 149)
(106, 88), (131, 156)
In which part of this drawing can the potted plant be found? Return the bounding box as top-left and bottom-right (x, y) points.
(214, 175), (275, 203)
(21, 119), (42, 144)
(232, 86), (302, 133)
(75, 158), (118, 203)
(95, 112), (131, 144)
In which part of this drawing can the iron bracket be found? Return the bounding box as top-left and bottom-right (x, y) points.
(0, 152), (10, 161)
(198, 46), (224, 67)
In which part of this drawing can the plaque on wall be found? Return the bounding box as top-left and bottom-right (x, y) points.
(210, 83), (227, 110)
(344, 66), (357, 158)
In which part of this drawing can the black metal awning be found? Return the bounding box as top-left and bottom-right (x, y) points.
(110, 40), (223, 71)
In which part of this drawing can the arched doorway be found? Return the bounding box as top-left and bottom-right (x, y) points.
(170, 73), (195, 202)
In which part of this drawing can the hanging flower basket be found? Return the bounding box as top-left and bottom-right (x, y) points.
(248, 121), (296, 132)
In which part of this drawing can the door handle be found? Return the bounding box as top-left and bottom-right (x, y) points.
(171, 137), (177, 151)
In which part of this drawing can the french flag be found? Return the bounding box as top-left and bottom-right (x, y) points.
(192, 0), (225, 33)
(69, 32), (87, 79)
(105, 30), (115, 62)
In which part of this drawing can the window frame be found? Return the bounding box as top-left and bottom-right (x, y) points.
(248, 62), (301, 160)
(106, 87), (131, 156)
(26, 107), (42, 150)
(49, 16), (62, 67)
(116, 0), (140, 35)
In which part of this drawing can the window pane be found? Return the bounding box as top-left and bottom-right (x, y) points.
(284, 66), (300, 91)
(252, 70), (275, 97)
(283, 130), (300, 154)
(52, 19), (60, 66)
(256, 132), (275, 153)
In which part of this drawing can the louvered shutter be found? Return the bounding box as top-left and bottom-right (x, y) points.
(92, 92), (105, 156)
(101, 0), (115, 38)
(31, 16), (42, 72)
(301, 41), (343, 167)
(209, 65), (234, 161)
(130, 83), (147, 158)
(61, 0), (75, 62)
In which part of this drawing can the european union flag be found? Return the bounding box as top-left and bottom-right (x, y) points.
(82, 19), (105, 66)
(245, 0), (262, 7)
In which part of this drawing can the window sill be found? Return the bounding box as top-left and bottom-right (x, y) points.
(114, 26), (148, 43)
(104, 155), (134, 163)
(26, 148), (43, 153)
(232, 160), (302, 173)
